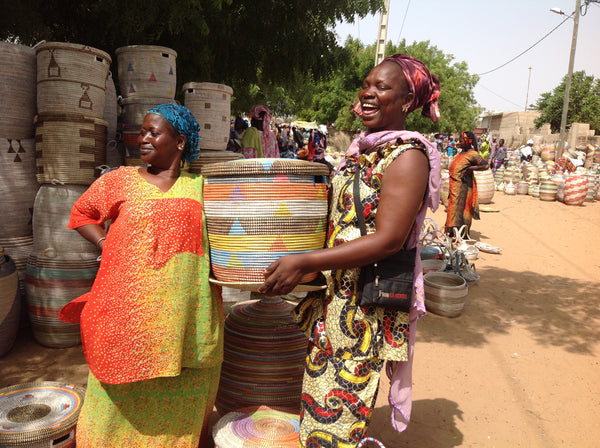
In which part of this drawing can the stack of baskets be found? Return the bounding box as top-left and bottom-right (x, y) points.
(115, 45), (178, 165)
(184, 81), (242, 174)
(35, 42), (110, 184)
(0, 42), (39, 303)
(24, 42), (108, 348)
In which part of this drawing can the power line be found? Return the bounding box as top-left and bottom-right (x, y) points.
(396, 0), (412, 44)
(477, 15), (571, 76)
(478, 83), (524, 110)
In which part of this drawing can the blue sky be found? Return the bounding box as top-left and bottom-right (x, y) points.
(334, 0), (600, 114)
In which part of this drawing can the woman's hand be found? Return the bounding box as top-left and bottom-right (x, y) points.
(257, 254), (307, 295)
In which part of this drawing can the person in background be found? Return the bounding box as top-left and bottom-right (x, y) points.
(490, 138), (507, 174)
(227, 116), (247, 152)
(520, 139), (534, 162)
(258, 54), (441, 447)
(59, 103), (223, 448)
(480, 136), (491, 160)
(241, 105), (279, 158)
(445, 130), (489, 236)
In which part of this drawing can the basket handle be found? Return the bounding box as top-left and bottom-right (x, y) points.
(357, 437), (386, 448)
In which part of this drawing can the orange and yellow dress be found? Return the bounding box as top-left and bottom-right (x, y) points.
(60, 166), (223, 447)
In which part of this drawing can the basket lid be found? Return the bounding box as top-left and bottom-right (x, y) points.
(201, 158), (330, 177)
(182, 82), (233, 96)
(35, 42), (111, 64)
(115, 45), (177, 58)
(0, 382), (86, 445)
(213, 405), (300, 448)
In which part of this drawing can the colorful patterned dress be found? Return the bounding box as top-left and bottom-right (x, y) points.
(294, 140), (428, 447)
(59, 166), (223, 447)
(445, 150), (487, 234)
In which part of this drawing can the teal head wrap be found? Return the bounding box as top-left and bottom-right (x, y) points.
(147, 103), (201, 163)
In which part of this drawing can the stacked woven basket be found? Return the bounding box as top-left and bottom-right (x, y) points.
(184, 81), (243, 173)
(115, 45), (178, 166)
(0, 42), (40, 351)
(493, 146), (600, 205)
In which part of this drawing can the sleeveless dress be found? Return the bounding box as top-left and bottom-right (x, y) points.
(295, 139), (429, 447)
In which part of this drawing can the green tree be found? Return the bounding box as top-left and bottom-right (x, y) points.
(1, 0), (383, 111)
(533, 71), (600, 133)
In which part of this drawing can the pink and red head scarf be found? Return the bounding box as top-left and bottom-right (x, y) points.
(249, 105), (273, 137)
(354, 54), (441, 123)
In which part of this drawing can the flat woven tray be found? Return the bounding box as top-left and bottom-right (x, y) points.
(0, 382), (85, 445)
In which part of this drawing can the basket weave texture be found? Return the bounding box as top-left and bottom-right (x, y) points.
(0, 382), (85, 446)
(213, 405), (300, 448)
(203, 159), (329, 283)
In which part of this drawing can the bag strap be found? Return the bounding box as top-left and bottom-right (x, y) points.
(353, 171), (367, 236)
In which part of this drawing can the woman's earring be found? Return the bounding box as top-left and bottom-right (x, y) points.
(402, 103), (410, 113)
(178, 145), (184, 151)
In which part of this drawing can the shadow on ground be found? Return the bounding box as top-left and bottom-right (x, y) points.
(419, 267), (600, 355)
(369, 398), (463, 448)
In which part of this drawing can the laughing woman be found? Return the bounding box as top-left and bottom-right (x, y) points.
(258, 55), (441, 447)
(59, 103), (223, 447)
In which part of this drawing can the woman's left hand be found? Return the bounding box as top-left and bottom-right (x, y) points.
(257, 254), (306, 295)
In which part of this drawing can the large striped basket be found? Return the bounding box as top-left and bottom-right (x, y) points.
(36, 42), (111, 119)
(0, 42), (37, 139)
(25, 184), (99, 348)
(584, 173), (599, 202)
(563, 174), (588, 206)
(202, 159), (329, 285)
(0, 382), (85, 448)
(539, 180), (558, 201)
(35, 113), (107, 185)
(473, 169), (494, 204)
(215, 296), (308, 415)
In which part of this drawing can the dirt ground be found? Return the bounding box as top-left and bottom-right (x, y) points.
(1, 191), (599, 447)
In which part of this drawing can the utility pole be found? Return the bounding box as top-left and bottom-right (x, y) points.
(557, 0), (581, 159)
(374, 0), (391, 66)
(525, 67), (532, 111)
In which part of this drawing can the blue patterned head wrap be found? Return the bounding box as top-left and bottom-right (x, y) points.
(147, 103), (201, 163)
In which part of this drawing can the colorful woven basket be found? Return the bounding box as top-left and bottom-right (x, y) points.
(202, 159), (329, 284)
(215, 296), (308, 415)
(0, 382), (85, 448)
(212, 405), (300, 448)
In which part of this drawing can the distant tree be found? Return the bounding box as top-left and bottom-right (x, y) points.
(533, 71), (600, 133)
